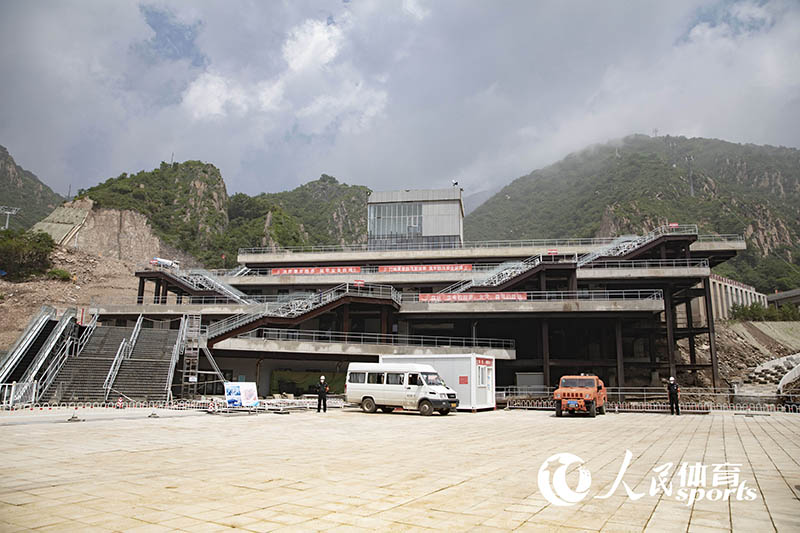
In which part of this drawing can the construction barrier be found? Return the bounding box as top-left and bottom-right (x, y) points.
(507, 398), (800, 414)
(1, 397), (349, 413)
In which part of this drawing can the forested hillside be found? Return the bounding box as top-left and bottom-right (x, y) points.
(81, 165), (368, 267)
(465, 135), (800, 293)
(0, 145), (63, 229)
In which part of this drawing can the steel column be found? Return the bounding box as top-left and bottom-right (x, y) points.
(703, 278), (720, 390)
(541, 319), (550, 387)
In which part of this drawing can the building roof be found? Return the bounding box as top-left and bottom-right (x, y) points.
(368, 188), (462, 204)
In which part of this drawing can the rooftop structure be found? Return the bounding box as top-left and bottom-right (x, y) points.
(367, 187), (464, 249)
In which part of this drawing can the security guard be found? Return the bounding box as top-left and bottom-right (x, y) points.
(667, 376), (680, 415)
(316, 375), (329, 413)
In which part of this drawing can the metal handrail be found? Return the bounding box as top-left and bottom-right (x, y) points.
(579, 258), (710, 269)
(74, 314), (98, 356)
(577, 225), (698, 267)
(128, 315), (144, 355)
(165, 316), (187, 401)
(404, 289), (664, 302)
(206, 283), (402, 339)
(103, 339), (129, 401)
(0, 306), (56, 382)
(238, 227), (738, 255)
(36, 338), (74, 401)
(234, 327), (516, 349)
(778, 364), (800, 395)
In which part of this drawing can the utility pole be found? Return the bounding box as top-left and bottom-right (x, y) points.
(0, 206), (20, 229)
(685, 155), (695, 197)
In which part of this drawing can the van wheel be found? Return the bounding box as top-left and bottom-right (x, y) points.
(419, 400), (433, 416)
(361, 398), (377, 413)
(598, 404), (606, 415)
(555, 405), (562, 417)
(380, 406), (394, 413)
(589, 403), (596, 418)
(437, 408), (450, 415)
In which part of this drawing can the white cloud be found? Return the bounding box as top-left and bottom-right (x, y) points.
(282, 18), (344, 72)
(0, 0), (798, 198)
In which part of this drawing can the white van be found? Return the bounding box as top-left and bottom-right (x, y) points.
(345, 362), (459, 416)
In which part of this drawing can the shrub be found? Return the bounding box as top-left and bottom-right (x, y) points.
(0, 229), (55, 281)
(47, 268), (72, 281)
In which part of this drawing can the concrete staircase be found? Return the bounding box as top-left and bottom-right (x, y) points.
(743, 354), (800, 385)
(45, 326), (132, 403)
(113, 329), (179, 402)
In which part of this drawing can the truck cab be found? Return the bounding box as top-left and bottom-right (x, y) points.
(346, 362), (459, 416)
(553, 374), (607, 417)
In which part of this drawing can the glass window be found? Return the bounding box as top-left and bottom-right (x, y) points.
(478, 366), (487, 387)
(348, 372), (366, 384)
(386, 373), (404, 385)
(407, 373), (421, 386)
(367, 373), (385, 384)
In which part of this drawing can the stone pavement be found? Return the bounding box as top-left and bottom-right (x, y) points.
(0, 408), (798, 532)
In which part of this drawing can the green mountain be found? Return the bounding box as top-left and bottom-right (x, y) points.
(465, 134), (800, 293)
(0, 145), (63, 229)
(81, 164), (368, 268)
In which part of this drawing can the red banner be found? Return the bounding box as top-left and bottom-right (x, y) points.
(271, 266), (361, 275)
(547, 249), (558, 255)
(378, 264), (473, 273)
(419, 292), (527, 303)
(476, 358), (493, 366)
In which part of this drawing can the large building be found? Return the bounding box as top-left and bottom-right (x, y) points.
(1, 188), (748, 403)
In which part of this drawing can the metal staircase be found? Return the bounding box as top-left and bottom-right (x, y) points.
(205, 283), (401, 341)
(180, 314), (202, 397)
(439, 256), (549, 294)
(157, 267), (252, 303)
(577, 224), (698, 267)
(102, 315), (143, 401)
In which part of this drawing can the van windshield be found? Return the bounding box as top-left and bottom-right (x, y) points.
(421, 372), (444, 386)
(561, 378), (596, 388)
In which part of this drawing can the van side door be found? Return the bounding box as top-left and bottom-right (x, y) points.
(404, 372), (423, 409)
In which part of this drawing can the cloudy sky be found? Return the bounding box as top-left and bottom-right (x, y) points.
(1, 0), (798, 197)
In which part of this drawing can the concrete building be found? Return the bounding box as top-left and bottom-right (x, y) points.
(709, 273), (767, 319)
(117, 216), (746, 396)
(367, 188), (464, 249)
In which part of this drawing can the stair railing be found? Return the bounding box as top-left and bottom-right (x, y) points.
(165, 316), (187, 402)
(0, 306), (56, 383)
(102, 317), (142, 402)
(73, 314), (98, 356)
(103, 339), (129, 402)
(36, 337), (75, 401)
(577, 224), (698, 267)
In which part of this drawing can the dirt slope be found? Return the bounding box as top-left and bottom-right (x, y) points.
(0, 247), (139, 350)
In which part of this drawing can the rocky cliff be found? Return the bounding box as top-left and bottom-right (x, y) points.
(0, 144), (63, 229)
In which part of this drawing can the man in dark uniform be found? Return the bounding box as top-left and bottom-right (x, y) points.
(317, 375), (329, 413)
(667, 376), (680, 415)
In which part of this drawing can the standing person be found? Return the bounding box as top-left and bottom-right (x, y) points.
(667, 376), (680, 415)
(317, 375), (329, 413)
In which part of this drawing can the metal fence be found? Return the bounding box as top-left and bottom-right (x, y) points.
(403, 289), (664, 302)
(238, 232), (741, 255)
(235, 327), (515, 349)
(579, 258), (709, 269)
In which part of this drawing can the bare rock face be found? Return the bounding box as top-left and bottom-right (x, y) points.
(69, 205), (199, 268)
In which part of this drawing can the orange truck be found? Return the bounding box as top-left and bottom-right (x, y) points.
(553, 374), (607, 417)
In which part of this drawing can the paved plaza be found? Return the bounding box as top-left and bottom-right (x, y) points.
(0, 407), (798, 532)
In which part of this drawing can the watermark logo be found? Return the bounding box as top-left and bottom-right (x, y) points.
(538, 450), (758, 506)
(537, 453), (592, 506)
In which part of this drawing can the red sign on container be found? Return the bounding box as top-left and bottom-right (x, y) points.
(476, 358), (493, 366)
(459, 376), (468, 384)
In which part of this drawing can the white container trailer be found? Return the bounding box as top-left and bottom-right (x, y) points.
(380, 354), (495, 411)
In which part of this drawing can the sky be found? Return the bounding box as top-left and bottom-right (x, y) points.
(1, 0), (799, 197)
